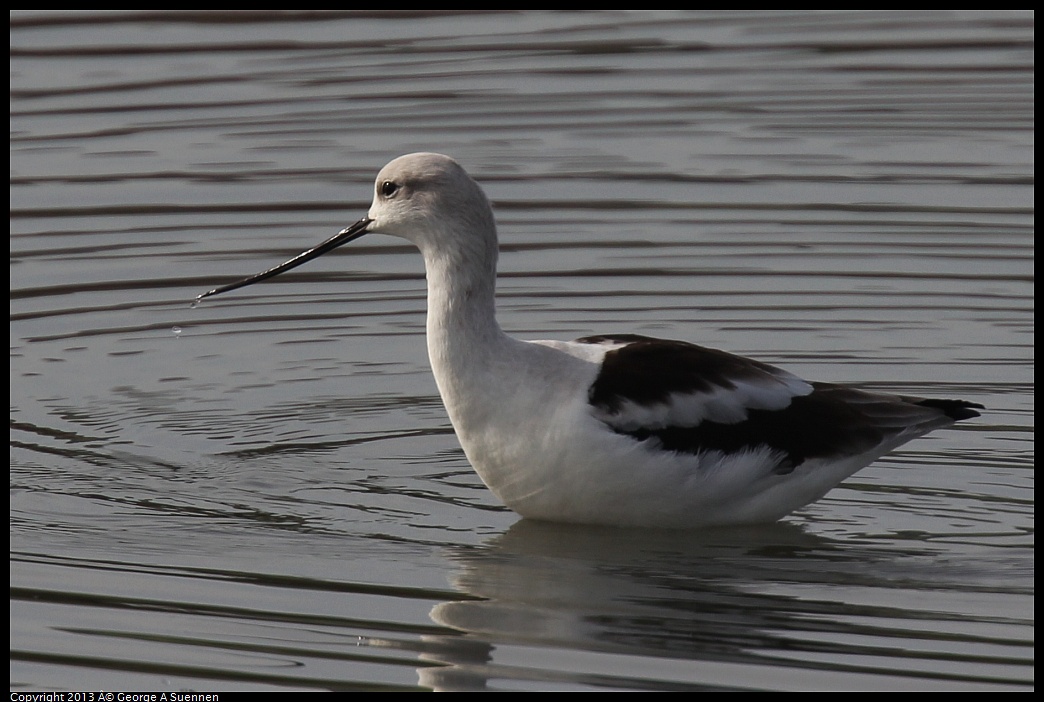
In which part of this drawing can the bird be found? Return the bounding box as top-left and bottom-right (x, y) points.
(196, 152), (982, 529)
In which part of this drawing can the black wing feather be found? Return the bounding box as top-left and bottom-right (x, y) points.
(581, 335), (982, 470)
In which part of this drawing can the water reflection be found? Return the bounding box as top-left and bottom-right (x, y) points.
(423, 519), (1028, 689)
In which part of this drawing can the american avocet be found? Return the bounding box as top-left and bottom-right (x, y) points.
(197, 152), (982, 528)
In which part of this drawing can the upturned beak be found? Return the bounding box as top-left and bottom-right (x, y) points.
(194, 216), (373, 304)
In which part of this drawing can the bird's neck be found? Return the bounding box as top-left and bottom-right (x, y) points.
(419, 240), (519, 434)
(421, 241), (505, 363)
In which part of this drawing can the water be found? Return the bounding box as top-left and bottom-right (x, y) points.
(10, 10), (1033, 692)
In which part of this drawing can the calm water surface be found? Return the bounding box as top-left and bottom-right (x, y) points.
(10, 11), (1033, 691)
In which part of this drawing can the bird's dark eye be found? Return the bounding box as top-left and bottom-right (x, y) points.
(380, 181), (399, 197)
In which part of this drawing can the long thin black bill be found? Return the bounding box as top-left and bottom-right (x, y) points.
(194, 216), (373, 305)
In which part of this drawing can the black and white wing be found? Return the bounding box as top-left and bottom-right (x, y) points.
(576, 334), (981, 474)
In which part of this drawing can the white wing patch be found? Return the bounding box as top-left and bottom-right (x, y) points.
(594, 368), (812, 432)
